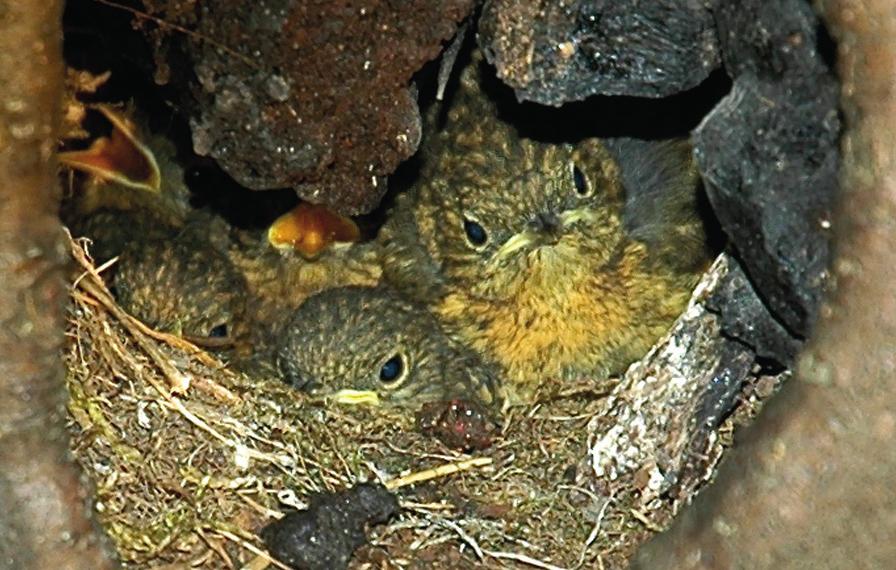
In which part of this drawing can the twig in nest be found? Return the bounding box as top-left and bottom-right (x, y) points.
(399, 500), (455, 512)
(196, 528), (235, 568)
(157, 391), (287, 468)
(384, 456), (493, 490)
(439, 518), (485, 560)
(574, 493), (614, 570)
(184, 334), (236, 349)
(237, 491), (284, 521)
(70, 235), (239, 402)
(483, 549), (570, 570)
(214, 529), (292, 570)
(439, 518), (570, 570)
(135, 320), (230, 372)
(629, 508), (662, 532)
(72, 253), (118, 289)
(70, 237), (288, 471)
(77, 263), (191, 393)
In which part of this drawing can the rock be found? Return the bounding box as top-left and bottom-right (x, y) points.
(694, 0), (840, 336)
(140, 0), (475, 214)
(705, 255), (803, 367)
(261, 483), (398, 570)
(478, 0), (720, 104)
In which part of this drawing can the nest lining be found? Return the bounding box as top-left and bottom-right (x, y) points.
(65, 235), (776, 569)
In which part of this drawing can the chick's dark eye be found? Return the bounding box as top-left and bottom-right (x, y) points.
(208, 324), (228, 338)
(572, 163), (590, 196)
(379, 354), (405, 384)
(463, 218), (488, 247)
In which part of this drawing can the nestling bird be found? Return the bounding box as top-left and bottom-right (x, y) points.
(62, 104), (378, 355)
(61, 104), (253, 347)
(379, 54), (714, 403)
(111, 220), (252, 346)
(60, 104), (191, 252)
(276, 286), (499, 408)
(224, 225), (382, 346)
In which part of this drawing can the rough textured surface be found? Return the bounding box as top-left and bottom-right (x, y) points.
(632, 2), (896, 567)
(140, 0), (475, 214)
(478, 0), (720, 104)
(581, 254), (788, 567)
(0, 1), (116, 567)
(63, 247), (612, 568)
(705, 256), (802, 366)
(64, 229), (785, 569)
(693, 338), (755, 430)
(694, 0), (840, 337)
(261, 483), (398, 570)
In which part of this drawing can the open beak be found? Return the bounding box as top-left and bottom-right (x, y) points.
(267, 202), (361, 259)
(59, 105), (161, 193)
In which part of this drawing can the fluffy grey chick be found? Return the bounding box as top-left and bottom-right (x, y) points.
(276, 286), (499, 409)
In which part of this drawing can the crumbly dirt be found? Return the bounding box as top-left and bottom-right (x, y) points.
(132, 0), (474, 214)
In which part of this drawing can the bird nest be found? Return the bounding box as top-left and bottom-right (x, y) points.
(65, 235), (777, 569)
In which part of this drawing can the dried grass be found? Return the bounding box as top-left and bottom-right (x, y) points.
(65, 234), (648, 569)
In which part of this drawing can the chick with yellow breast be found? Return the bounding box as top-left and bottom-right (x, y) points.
(380, 55), (713, 403)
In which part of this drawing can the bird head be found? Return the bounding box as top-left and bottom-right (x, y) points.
(114, 232), (251, 350)
(276, 286), (499, 408)
(393, 47), (635, 301)
(412, 130), (629, 300)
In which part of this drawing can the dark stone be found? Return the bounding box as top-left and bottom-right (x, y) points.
(478, 0), (721, 105)
(705, 256), (803, 367)
(694, 0), (840, 336)
(140, 0), (475, 214)
(694, 338), (754, 430)
(261, 483), (399, 570)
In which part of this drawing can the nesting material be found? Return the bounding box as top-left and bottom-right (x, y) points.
(66, 235), (779, 569)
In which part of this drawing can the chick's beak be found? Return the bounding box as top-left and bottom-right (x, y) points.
(496, 212), (565, 260)
(59, 105), (161, 192)
(527, 212), (562, 245)
(267, 202), (361, 259)
(331, 389), (381, 406)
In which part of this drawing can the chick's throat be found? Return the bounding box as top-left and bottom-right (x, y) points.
(436, 239), (695, 403)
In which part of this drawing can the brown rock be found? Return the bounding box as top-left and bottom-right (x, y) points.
(141, 0), (475, 214)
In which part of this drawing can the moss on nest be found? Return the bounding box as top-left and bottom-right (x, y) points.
(66, 235), (779, 569)
(65, 235), (647, 569)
